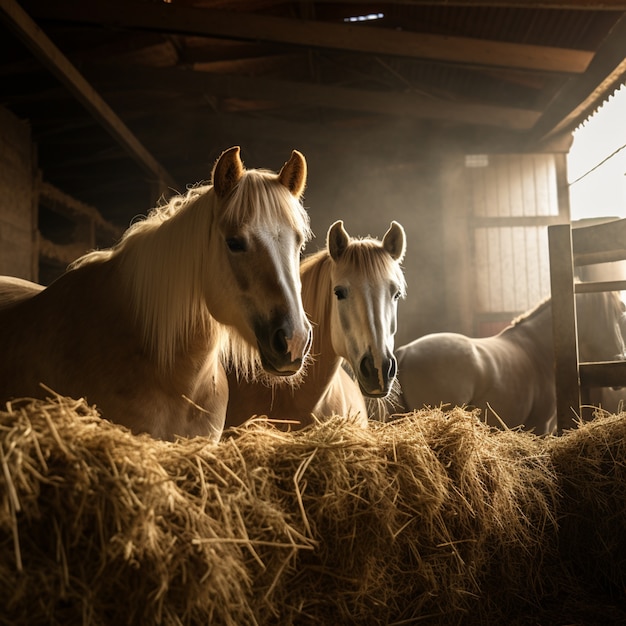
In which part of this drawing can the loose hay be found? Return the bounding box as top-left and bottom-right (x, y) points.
(1, 397), (625, 625)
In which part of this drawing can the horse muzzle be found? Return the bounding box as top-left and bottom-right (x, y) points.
(357, 352), (397, 398)
(256, 319), (312, 376)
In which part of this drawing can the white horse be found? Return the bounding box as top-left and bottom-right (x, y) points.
(0, 147), (312, 442)
(393, 291), (626, 434)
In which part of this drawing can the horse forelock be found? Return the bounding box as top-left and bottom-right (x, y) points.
(336, 238), (407, 297)
(220, 169), (311, 241)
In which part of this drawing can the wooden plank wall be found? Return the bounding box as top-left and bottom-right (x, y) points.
(0, 105), (37, 280)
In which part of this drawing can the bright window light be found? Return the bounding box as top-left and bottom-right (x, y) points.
(344, 13), (384, 23)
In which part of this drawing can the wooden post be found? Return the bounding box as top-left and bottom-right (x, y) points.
(548, 223), (581, 433)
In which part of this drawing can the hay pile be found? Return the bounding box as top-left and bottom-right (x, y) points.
(0, 397), (625, 625)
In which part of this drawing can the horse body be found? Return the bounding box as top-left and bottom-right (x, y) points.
(0, 261), (228, 439)
(225, 220), (407, 429)
(0, 147), (312, 441)
(395, 292), (626, 434)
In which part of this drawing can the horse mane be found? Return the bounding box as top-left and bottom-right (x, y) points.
(301, 249), (333, 337)
(509, 295), (552, 328)
(70, 169), (311, 374)
(508, 290), (625, 359)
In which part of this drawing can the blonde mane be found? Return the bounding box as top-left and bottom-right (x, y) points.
(509, 296), (552, 328)
(300, 250), (334, 344)
(70, 169), (311, 374)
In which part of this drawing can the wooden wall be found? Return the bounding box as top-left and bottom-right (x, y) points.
(0, 106), (37, 280)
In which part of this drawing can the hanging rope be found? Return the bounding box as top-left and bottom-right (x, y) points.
(569, 142), (626, 187)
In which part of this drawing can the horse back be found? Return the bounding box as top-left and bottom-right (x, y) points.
(0, 276), (43, 311)
(0, 264), (227, 440)
(395, 332), (482, 412)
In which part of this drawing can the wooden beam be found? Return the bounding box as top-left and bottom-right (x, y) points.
(314, 0), (626, 8)
(23, 0), (593, 74)
(87, 63), (541, 130)
(0, 0), (177, 191)
(530, 13), (626, 144)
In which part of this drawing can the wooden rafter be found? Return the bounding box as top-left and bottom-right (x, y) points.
(313, 0), (626, 8)
(0, 0), (177, 191)
(23, 0), (593, 74)
(86, 63), (541, 130)
(530, 13), (626, 143)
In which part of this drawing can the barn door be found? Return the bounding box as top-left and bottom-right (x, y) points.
(465, 153), (569, 336)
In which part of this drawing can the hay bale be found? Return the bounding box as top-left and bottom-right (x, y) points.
(548, 411), (626, 603)
(1, 396), (622, 625)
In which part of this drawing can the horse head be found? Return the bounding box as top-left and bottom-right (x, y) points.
(208, 146), (312, 376)
(327, 220), (406, 398)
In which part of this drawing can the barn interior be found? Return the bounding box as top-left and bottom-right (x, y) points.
(1, 0), (626, 346)
(5, 4), (626, 622)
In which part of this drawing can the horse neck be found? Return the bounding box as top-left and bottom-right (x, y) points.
(114, 192), (220, 372)
(500, 300), (555, 364)
(577, 292), (625, 361)
(300, 251), (343, 384)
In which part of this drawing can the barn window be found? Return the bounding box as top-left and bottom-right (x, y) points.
(568, 83), (626, 222)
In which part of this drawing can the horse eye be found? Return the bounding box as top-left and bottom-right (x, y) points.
(393, 290), (401, 301)
(334, 287), (348, 300)
(226, 237), (246, 253)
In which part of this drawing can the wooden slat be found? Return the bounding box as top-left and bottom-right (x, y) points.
(37, 236), (89, 266)
(548, 223), (582, 431)
(0, 0), (177, 192)
(39, 181), (123, 239)
(575, 279), (626, 293)
(580, 361), (626, 388)
(23, 0), (593, 73)
(572, 218), (626, 266)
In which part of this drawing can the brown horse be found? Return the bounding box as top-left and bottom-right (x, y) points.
(225, 220), (406, 429)
(393, 291), (626, 434)
(0, 147), (312, 441)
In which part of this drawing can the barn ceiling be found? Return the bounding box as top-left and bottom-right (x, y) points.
(1, 0), (626, 226)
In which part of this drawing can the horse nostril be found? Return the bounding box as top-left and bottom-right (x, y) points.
(272, 328), (288, 355)
(360, 354), (374, 380)
(388, 356), (397, 380)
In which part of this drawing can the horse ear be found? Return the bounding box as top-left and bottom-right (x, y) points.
(328, 220), (350, 261)
(278, 150), (307, 199)
(212, 146), (244, 198)
(383, 221), (406, 262)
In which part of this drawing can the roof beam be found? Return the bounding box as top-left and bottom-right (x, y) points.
(23, 0), (592, 74)
(529, 13), (626, 144)
(0, 0), (177, 191)
(314, 0), (626, 8)
(86, 63), (541, 130)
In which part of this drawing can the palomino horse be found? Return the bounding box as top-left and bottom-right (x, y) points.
(393, 291), (626, 434)
(0, 146), (313, 441)
(225, 220), (407, 429)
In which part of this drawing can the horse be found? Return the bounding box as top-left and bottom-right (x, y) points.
(224, 220), (407, 430)
(392, 290), (626, 434)
(0, 146), (313, 442)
